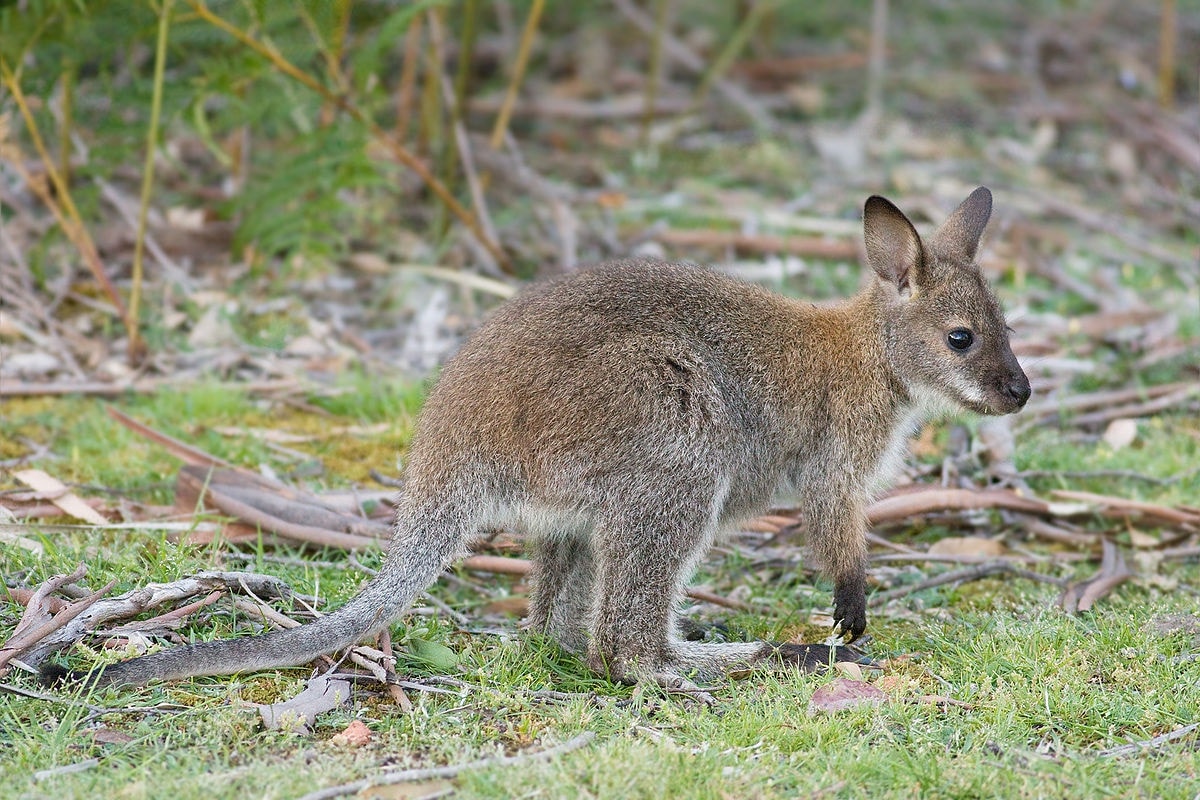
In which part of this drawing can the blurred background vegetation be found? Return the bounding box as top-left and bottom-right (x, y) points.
(1, 0), (1194, 383)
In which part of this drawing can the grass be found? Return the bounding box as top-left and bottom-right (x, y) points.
(2, 381), (1198, 800)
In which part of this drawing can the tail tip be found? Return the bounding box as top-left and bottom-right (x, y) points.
(39, 663), (108, 689)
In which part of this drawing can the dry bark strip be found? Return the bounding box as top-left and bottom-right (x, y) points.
(1052, 490), (1200, 529)
(107, 406), (233, 468)
(11, 469), (108, 525)
(174, 465), (388, 549)
(1059, 540), (1132, 613)
(0, 564), (87, 668)
(255, 674), (353, 732)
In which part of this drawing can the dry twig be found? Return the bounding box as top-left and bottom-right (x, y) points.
(295, 731), (596, 800)
(869, 562), (1065, 609)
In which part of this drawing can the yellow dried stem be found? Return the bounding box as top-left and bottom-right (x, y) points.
(489, 0), (544, 150)
(1158, 0), (1176, 109)
(130, 0), (175, 363)
(0, 57), (138, 355)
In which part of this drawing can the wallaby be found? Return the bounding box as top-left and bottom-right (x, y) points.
(48, 187), (1029, 691)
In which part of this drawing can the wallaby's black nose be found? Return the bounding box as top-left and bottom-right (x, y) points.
(1004, 376), (1031, 407)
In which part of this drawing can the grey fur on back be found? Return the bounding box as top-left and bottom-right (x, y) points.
(61, 188), (1029, 689)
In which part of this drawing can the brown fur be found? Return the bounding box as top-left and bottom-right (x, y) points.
(54, 188), (1029, 689)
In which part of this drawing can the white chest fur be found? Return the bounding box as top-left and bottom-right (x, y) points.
(866, 385), (958, 496)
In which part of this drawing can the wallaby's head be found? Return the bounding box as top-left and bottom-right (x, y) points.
(863, 187), (1031, 416)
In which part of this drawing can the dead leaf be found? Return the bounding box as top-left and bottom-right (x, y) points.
(330, 719), (372, 747)
(928, 537), (1006, 557)
(366, 780), (456, 799)
(11, 469), (107, 525)
(1127, 529), (1161, 548)
(187, 301), (239, 349)
(1102, 418), (1138, 450)
(0, 521), (45, 555)
(873, 675), (913, 694)
(348, 252), (390, 274)
(808, 678), (888, 714)
(89, 727), (135, 745)
(832, 661), (863, 681)
(255, 675), (353, 733)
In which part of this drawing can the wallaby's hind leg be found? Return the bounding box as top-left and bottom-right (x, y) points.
(525, 534), (595, 654)
(586, 511), (707, 686)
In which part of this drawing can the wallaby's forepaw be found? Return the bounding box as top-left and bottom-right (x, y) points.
(832, 583), (868, 643)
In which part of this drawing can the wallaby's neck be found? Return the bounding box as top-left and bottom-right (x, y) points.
(772, 278), (914, 418)
(855, 277), (913, 405)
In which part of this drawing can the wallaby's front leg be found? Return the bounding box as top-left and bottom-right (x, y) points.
(804, 478), (869, 642)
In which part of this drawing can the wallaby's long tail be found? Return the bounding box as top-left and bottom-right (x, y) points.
(46, 518), (464, 687)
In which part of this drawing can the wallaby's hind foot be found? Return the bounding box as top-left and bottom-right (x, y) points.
(760, 642), (870, 673)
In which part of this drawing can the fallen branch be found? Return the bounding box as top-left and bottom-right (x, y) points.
(172, 465), (387, 550)
(1068, 386), (1199, 428)
(1015, 516), (1100, 547)
(1051, 490), (1199, 529)
(870, 552), (1077, 565)
(0, 378), (300, 398)
(868, 562), (1066, 608)
(1021, 381), (1194, 420)
(865, 488), (1050, 525)
(1098, 722), (1200, 758)
(12, 571), (295, 668)
(107, 591), (223, 635)
(295, 731), (596, 800)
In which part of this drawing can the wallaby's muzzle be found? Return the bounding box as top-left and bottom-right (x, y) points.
(991, 358), (1032, 414)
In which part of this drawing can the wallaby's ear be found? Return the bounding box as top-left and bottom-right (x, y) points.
(929, 186), (992, 263)
(863, 195), (925, 293)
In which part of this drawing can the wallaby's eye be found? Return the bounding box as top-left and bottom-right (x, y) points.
(947, 328), (974, 351)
